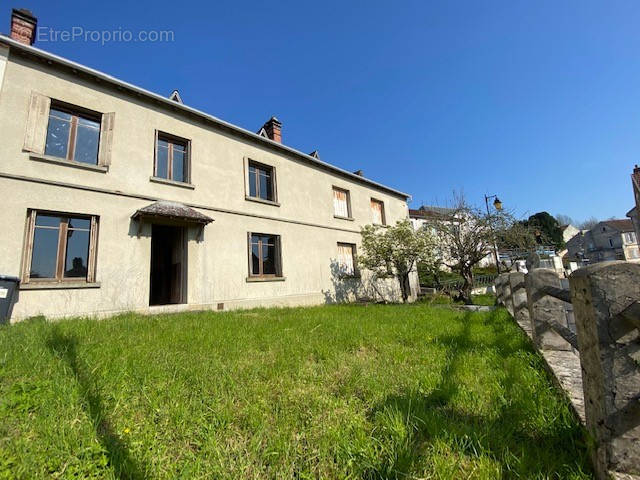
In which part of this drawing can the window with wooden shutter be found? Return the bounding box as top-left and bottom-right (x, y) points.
(22, 210), (99, 285)
(43, 101), (104, 165)
(371, 199), (385, 225)
(333, 187), (351, 219)
(337, 243), (357, 276)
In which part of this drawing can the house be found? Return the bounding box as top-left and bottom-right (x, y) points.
(629, 165), (640, 241)
(567, 219), (640, 264)
(0, 9), (416, 322)
(408, 205), (495, 268)
(559, 224), (580, 244)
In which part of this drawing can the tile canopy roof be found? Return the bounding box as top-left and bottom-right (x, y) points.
(132, 201), (213, 224)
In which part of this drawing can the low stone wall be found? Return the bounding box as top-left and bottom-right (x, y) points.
(495, 262), (640, 480)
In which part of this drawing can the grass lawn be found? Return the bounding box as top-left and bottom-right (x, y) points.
(0, 304), (591, 479)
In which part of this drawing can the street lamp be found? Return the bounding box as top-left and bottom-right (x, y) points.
(484, 194), (503, 273)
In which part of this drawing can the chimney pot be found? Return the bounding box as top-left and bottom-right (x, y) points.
(10, 8), (37, 46)
(259, 116), (282, 143)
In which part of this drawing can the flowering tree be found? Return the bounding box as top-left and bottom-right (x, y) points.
(358, 219), (436, 302)
(424, 195), (517, 304)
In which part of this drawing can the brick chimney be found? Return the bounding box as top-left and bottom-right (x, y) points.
(10, 8), (37, 45)
(260, 116), (282, 143)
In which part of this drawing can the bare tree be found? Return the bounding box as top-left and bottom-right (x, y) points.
(424, 194), (513, 304)
(555, 213), (574, 226)
(579, 216), (599, 230)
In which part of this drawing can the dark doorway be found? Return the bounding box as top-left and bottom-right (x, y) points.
(150, 225), (186, 306)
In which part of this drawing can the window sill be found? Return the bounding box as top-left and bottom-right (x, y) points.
(372, 223), (388, 228)
(245, 196), (280, 207)
(149, 176), (195, 189)
(334, 215), (354, 221)
(246, 276), (286, 283)
(29, 154), (108, 173)
(20, 281), (101, 290)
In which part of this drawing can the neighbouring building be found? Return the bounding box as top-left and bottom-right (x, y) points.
(0, 10), (417, 322)
(559, 224), (580, 244)
(629, 165), (640, 241)
(408, 205), (495, 268)
(566, 219), (640, 264)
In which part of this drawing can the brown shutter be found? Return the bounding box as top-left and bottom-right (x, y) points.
(23, 92), (50, 154)
(247, 232), (253, 276)
(97, 112), (115, 167)
(21, 210), (37, 283)
(275, 235), (283, 277)
(153, 130), (159, 176)
(87, 216), (98, 283)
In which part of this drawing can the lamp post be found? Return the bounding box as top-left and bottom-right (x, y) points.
(484, 194), (503, 274)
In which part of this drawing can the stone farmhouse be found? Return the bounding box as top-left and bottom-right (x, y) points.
(566, 219), (640, 264)
(0, 9), (418, 322)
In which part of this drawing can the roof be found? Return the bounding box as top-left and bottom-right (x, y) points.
(602, 219), (634, 232)
(0, 35), (410, 200)
(132, 201), (213, 224)
(409, 205), (456, 220)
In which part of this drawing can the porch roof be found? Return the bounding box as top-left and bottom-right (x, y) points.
(132, 201), (214, 225)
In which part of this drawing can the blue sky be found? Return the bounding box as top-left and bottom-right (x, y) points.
(12, 1), (640, 223)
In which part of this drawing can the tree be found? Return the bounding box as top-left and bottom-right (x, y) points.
(555, 214), (574, 226)
(425, 194), (511, 304)
(579, 216), (599, 230)
(358, 219), (436, 303)
(523, 211), (564, 248)
(498, 220), (541, 258)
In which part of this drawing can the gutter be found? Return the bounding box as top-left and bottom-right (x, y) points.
(0, 35), (411, 200)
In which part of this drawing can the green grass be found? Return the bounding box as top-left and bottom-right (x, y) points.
(0, 304), (591, 479)
(419, 293), (497, 307)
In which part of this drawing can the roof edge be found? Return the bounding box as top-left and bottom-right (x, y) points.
(0, 35), (410, 200)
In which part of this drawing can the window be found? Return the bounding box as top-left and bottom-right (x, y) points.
(45, 104), (101, 165)
(23, 210), (99, 283)
(624, 232), (637, 244)
(333, 187), (351, 219)
(247, 160), (277, 203)
(371, 198), (386, 225)
(154, 132), (190, 183)
(337, 243), (357, 276)
(629, 247), (640, 259)
(609, 238), (614, 247)
(248, 233), (282, 278)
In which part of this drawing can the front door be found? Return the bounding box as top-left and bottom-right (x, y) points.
(150, 225), (186, 305)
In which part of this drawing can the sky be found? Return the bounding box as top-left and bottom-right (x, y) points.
(11, 0), (640, 224)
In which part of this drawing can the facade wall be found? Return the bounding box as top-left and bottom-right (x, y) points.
(0, 51), (412, 321)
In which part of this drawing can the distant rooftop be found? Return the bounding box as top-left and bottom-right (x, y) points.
(409, 205), (456, 219)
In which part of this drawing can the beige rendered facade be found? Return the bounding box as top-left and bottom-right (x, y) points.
(0, 33), (415, 322)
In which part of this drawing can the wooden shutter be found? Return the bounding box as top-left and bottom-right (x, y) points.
(23, 92), (50, 154)
(97, 112), (115, 167)
(21, 210), (37, 283)
(371, 200), (383, 224)
(275, 235), (283, 277)
(86, 216), (99, 283)
(333, 189), (349, 217)
(153, 130), (159, 176)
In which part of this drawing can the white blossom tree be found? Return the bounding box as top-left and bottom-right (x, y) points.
(358, 219), (437, 302)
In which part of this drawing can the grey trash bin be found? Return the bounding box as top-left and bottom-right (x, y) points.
(0, 275), (20, 324)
